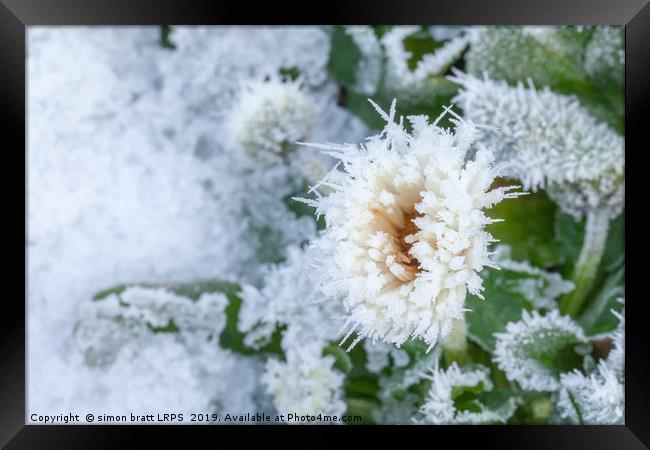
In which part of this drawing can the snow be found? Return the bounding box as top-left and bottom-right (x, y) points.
(27, 26), (368, 422)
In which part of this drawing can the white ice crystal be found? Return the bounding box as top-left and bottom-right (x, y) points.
(416, 363), (517, 424)
(382, 27), (467, 91)
(301, 101), (520, 349)
(227, 76), (317, 163)
(556, 300), (624, 424)
(238, 245), (343, 352)
(262, 346), (346, 423)
(557, 361), (624, 424)
(450, 71), (624, 220)
(494, 310), (587, 391)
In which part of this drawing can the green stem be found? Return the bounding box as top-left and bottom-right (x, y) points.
(559, 210), (610, 318)
(442, 316), (469, 366)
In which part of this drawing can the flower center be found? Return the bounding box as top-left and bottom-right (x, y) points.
(392, 212), (420, 273)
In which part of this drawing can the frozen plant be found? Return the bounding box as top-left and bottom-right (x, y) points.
(557, 361), (624, 424)
(381, 27), (468, 91)
(238, 245), (343, 353)
(450, 71), (624, 318)
(493, 310), (587, 391)
(556, 300), (624, 424)
(416, 363), (517, 424)
(449, 71), (624, 219)
(227, 76), (318, 163)
(299, 100), (521, 350)
(493, 245), (575, 310)
(344, 26), (384, 95)
(261, 345), (346, 423)
(75, 286), (229, 366)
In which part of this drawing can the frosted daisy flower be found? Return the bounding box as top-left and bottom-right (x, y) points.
(450, 71), (624, 220)
(227, 76), (317, 163)
(494, 310), (587, 391)
(416, 363), (517, 424)
(299, 100), (521, 350)
(262, 346), (346, 423)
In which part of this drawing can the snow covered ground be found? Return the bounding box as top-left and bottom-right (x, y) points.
(26, 26), (368, 421)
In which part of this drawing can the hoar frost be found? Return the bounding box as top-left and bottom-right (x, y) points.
(557, 301), (625, 424)
(300, 100), (521, 350)
(227, 76), (317, 163)
(450, 71), (624, 220)
(494, 310), (587, 391)
(416, 363), (517, 424)
(262, 346), (346, 423)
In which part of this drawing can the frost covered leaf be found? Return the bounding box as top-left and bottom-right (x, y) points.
(416, 363), (517, 424)
(465, 268), (531, 351)
(465, 26), (623, 131)
(77, 282), (232, 366)
(466, 249), (574, 351)
(238, 246), (343, 354)
(466, 27), (590, 96)
(492, 247), (574, 310)
(327, 26), (463, 130)
(451, 72), (624, 220)
(85, 279), (284, 359)
(556, 302), (624, 424)
(494, 310), (587, 391)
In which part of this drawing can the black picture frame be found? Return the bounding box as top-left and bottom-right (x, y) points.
(3, 0), (648, 447)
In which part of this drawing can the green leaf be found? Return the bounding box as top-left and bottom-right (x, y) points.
(466, 268), (533, 351)
(487, 188), (560, 268)
(92, 284), (129, 301)
(323, 343), (354, 374)
(160, 25), (176, 50)
(147, 318), (179, 333)
(344, 398), (378, 424)
(92, 279), (283, 356)
(218, 287), (283, 356)
(327, 27), (363, 88)
(402, 28), (445, 70)
(278, 66), (301, 81)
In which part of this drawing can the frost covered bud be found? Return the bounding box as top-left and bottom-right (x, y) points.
(262, 346), (346, 423)
(450, 71), (624, 220)
(227, 77), (317, 163)
(299, 101), (520, 350)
